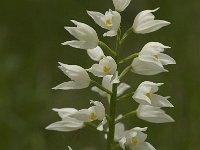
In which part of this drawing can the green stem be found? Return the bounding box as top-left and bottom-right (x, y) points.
(119, 53), (139, 64)
(119, 65), (132, 80)
(117, 91), (135, 102)
(99, 41), (117, 57)
(91, 80), (112, 95)
(115, 110), (137, 124)
(106, 30), (121, 150)
(84, 122), (108, 134)
(120, 27), (134, 45)
(107, 84), (118, 150)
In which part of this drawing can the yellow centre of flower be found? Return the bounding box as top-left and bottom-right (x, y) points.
(131, 138), (138, 145)
(154, 54), (158, 59)
(145, 92), (151, 98)
(105, 19), (112, 27)
(103, 66), (111, 73)
(90, 112), (97, 120)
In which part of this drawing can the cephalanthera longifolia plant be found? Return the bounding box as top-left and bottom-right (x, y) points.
(46, 0), (176, 149)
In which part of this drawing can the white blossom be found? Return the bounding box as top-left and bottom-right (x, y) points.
(88, 56), (117, 77)
(112, 0), (131, 12)
(45, 117), (84, 132)
(46, 101), (106, 132)
(114, 124), (156, 150)
(133, 81), (173, 107)
(140, 42), (176, 65)
(68, 146), (72, 150)
(137, 105), (175, 123)
(62, 20), (99, 49)
(131, 55), (168, 75)
(87, 10), (121, 37)
(87, 46), (105, 61)
(91, 75), (130, 97)
(53, 62), (91, 90)
(114, 123), (125, 141)
(131, 42), (175, 75)
(133, 8), (170, 34)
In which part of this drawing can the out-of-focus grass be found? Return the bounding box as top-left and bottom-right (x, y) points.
(0, 0), (200, 149)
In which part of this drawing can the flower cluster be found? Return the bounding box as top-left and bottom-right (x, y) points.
(46, 0), (175, 150)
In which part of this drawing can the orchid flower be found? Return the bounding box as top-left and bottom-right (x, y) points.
(87, 9), (121, 37)
(133, 8), (170, 34)
(92, 75), (130, 97)
(133, 81), (173, 107)
(88, 56), (117, 77)
(53, 62), (91, 90)
(131, 42), (175, 75)
(62, 20), (99, 49)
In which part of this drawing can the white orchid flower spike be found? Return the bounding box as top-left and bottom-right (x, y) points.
(88, 56), (117, 77)
(53, 62), (91, 90)
(133, 81), (174, 107)
(62, 20), (99, 49)
(87, 9), (121, 37)
(133, 8), (170, 34)
(112, 0), (131, 12)
(137, 105), (175, 123)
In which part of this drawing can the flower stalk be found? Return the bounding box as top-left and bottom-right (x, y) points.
(115, 110), (137, 124)
(106, 30), (121, 150)
(119, 65), (132, 80)
(91, 80), (112, 95)
(119, 52), (139, 64)
(98, 41), (117, 57)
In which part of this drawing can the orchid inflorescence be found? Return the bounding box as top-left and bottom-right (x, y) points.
(46, 0), (176, 150)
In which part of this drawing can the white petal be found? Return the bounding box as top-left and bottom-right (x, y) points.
(87, 46), (105, 61)
(137, 105), (175, 123)
(151, 94), (174, 107)
(91, 86), (107, 97)
(112, 0), (131, 12)
(135, 20), (170, 34)
(45, 117), (83, 132)
(52, 108), (78, 119)
(140, 42), (171, 55)
(52, 81), (89, 90)
(103, 30), (117, 37)
(119, 137), (126, 149)
(117, 83), (131, 96)
(62, 40), (97, 50)
(115, 123), (125, 141)
(87, 11), (107, 29)
(97, 117), (107, 131)
(131, 56), (168, 75)
(158, 53), (176, 65)
(68, 146), (72, 150)
(90, 100), (105, 120)
(69, 109), (91, 122)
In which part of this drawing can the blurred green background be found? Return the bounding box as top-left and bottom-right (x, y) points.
(0, 0), (200, 149)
